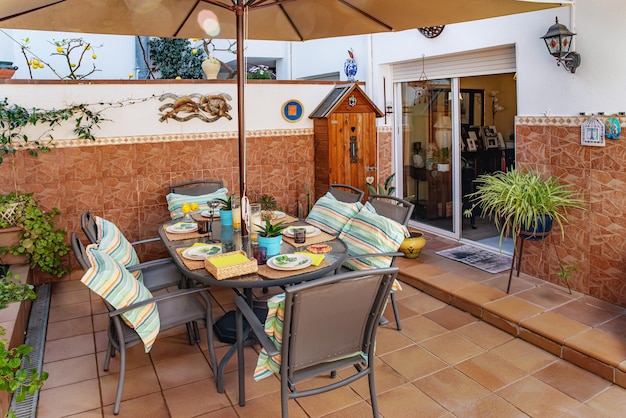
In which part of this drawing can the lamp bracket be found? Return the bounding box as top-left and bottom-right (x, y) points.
(558, 51), (581, 73)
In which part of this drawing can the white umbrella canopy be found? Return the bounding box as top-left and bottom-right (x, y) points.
(0, 0), (562, 200)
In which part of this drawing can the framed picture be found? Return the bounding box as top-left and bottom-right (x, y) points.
(467, 137), (478, 151)
(460, 89), (484, 126)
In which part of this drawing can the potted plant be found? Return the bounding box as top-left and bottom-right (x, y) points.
(464, 168), (586, 246)
(214, 195), (233, 226)
(254, 219), (288, 257)
(0, 192), (71, 278)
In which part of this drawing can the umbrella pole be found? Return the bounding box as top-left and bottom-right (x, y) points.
(236, 3), (248, 235)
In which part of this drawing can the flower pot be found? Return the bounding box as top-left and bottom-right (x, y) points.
(0, 62), (18, 79)
(399, 232), (426, 259)
(519, 216), (553, 241)
(257, 235), (282, 258)
(221, 210), (233, 226)
(202, 59), (220, 80)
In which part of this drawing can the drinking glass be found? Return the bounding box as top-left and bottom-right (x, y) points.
(249, 203), (262, 241)
(232, 194), (242, 230)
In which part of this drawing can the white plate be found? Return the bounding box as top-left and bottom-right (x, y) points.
(200, 210), (221, 218)
(182, 245), (222, 260)
(267, 254), (313, 271)
(273, 211), (286, 219)
(166, 222), (198, 234)
(283, 225), (321, 238)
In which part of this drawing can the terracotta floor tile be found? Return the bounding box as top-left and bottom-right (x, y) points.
(423, 305), (478, 330)
(222, 366), (280, 403)
(37, 378), (101, 418)
(92, 312), (110, 333)
(347, 358), (407, 399)
(455, 393), (528, 418)
(490, 338), (558, 373)
(51, 279), (87, 294)
(319, 400), (377, 418)
(43, 333), (95, 363)
(48, 301), (92, 323)
(455, 321), (514, 350)
(520, 311), (590, 344)
(451, 282), (507, 306)
(534, 360), (612, 402)
(148, 332), (202, 363)
(46, 315), (94, 341)
(515, 284), (579, 309)
(596, 314), (626, 340)
(483, 296), (544, 324)
(293, 376), (364, 417)
(99, 364), (161, 406)
(163, 378), (232, 417)
(95, 344), (153, 376)
(377, 383), (446, 417)
(43, 354), (98, 389)
(370, 326), (414, 355)
(420, 271), (475, 293)
(497, 376), (581, 417)
(397, 315), (448, 343)
(154, 352), (214, 390)
(585, 386), (626, 417)
(66, 408), (103, 417)
(420, 331), (484, 364)
(414, 367), (491, 412)
(194, 407), (239, 418)
(102, 392), (169, 418)
(395, 290), (447, 316)
(233, 389), (308, 418)
(50, 288), (91, 307)
(456, 352), (528, 391)
(552, 300), (622, 327)
(566, 328), (626, 367)
(94, 329), (110, 352)
(380, 345), (447, 381)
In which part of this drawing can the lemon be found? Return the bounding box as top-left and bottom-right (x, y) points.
(38, 63), (44, 68)
(70, 63), (76, 67)
(192, 48), (197, 54)
(175, 76), (182, 80)
(91, 54), (97, 59)
(128, 73), (134, 78)
(56, 46), (63, 53)
(85, 45), (91, 50)
(32, 59), (39, 65)
(190, 202), (199, 212)
(181, 203), (191, 214)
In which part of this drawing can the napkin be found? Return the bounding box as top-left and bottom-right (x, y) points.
(295, 252), (325, 266)
(208, 252), (251, 267)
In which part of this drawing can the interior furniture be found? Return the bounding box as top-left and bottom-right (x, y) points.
(310, 84), (383, 200)
(328, 183), (365, 203)
(80, 211), (183, 292)
(70, 235), (217, 416)
(235, 266), (398, 416)
(158, 219), (349, 393)
(169, 179), (225, 195)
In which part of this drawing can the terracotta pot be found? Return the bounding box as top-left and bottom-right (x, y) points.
(0, 62), (18, 80)
(399, 232), (426, 259)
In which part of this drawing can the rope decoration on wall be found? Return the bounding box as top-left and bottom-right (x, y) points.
(159, 92), (232, 123)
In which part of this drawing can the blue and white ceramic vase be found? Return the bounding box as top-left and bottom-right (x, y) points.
(344, 49), (357, 82)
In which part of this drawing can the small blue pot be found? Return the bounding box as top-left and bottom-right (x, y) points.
(257, 235), (282, 258)
(519, 216), (553, 241)
(221, 210), (233, 226)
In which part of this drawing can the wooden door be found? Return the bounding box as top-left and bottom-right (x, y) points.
(328, 112), (377, 195)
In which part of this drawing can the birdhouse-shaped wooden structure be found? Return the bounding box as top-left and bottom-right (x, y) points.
(309, 84), (384, 200)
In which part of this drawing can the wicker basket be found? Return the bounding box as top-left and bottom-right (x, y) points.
(0, 202), (21, 227)
(204, 250), (258, 280)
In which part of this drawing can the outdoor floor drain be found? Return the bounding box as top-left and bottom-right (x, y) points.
(9, 283), (51, 418)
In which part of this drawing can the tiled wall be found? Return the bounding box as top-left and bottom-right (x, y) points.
(516, 116), (626, 307)
(0, 130), (315, 281)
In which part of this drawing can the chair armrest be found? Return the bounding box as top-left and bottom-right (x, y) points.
(234, 296), (280, 357)
(344, 251), (404, 260)
(131, 237), (161, 246)
(108, 287), (209, 317)
(126, 257), (174, 272)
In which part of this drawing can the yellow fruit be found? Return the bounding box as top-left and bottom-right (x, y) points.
(191, 49), (197, 54)
(70, 63), (76, 67)
(175, 76), (182, 80)
(86, 45), (91, 50)
(56, 46), (63, 53)
(92, 54), (97, 59)
(128, 73), (134, 78)
(38, 63), (44, 68)
(190, 202), (199, 211)
(181, 203), (191, 214)
(32, 59), (39, 65)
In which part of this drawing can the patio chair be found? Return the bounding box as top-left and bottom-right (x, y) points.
(80, 210), (183, 292)
(328, 183), (365, 203)
(169, 179), (225, 195)
(76, 244), (218, 416)
(235, 266), (398, 417)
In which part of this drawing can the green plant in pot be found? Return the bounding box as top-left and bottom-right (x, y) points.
(464, 168), (586, 246)
(213, 195), (233, 226)
(254, 220), (288, 257)
(0, 192), (71, 278)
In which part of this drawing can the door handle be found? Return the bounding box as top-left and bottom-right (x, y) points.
(365, 166), (377, 172)
(349, 135), (357, 163)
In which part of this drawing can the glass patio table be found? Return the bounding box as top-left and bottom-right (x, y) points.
(158, 217), (348, 392)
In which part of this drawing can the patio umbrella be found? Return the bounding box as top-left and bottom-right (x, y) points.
(0, 0), (563, 198)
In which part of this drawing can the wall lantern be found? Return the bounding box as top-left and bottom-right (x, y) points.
(541, 17), (581, 73)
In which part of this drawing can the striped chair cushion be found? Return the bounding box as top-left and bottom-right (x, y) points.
(96, 216), (143, 282)
(253, 293), (285, 381)
(305, 192), (363, 235)
(82, 245), (160, 352)
(339, 202), (409, 271)
(166, 188), (229, 220)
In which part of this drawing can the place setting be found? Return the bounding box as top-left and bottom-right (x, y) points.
(176, 243), (223, 270)
(281, 224), (335, 247)
(163, 221), (208, 240)
(258, 251), (330, 279)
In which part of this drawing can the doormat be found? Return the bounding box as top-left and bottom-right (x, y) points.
(435, 244), (512, 274)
